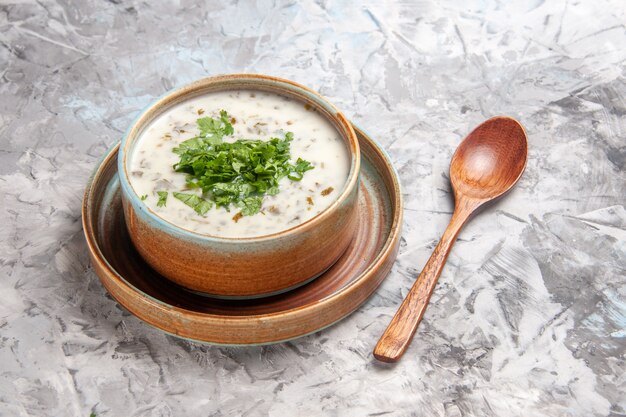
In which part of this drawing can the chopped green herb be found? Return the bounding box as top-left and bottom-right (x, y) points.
(197, 110), (234, 143)
(173, 192), (212, 215)
(172, 111), (314, 216)
(140, 194), (148, 201)
(236, 196), (263, 216)
(288, 158), (314, 181)
(156, 191), (168, 207)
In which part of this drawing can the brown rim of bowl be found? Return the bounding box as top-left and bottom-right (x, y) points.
(118, 73), (361, 242)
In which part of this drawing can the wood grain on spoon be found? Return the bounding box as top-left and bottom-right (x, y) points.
(373, 116), (528, 363)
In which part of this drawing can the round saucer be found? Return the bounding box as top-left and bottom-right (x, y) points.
(82, 125), (403, 345)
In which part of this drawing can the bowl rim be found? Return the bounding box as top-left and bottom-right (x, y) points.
(117, 73), (360, 243)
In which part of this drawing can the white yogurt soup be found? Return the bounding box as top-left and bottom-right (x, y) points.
(128, 90), (351, 238)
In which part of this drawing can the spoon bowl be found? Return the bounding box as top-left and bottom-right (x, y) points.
(374, 116), (528, 362)
(451, 116), (527, 201)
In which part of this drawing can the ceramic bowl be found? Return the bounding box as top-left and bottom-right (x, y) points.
(118, 74), (360, 298)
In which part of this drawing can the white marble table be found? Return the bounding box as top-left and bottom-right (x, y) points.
(1, 1), (625, 416)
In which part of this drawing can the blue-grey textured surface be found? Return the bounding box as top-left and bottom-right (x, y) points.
(1, 1), (624, 416)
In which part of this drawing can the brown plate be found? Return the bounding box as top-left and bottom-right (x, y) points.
(82, 125), (403, 345)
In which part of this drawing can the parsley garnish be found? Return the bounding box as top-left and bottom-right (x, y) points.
(156, 191), (168, 207)
(171, 111), (314, 216)
(237, 195), (263, 216)
(173, 192), (212, 215)
(140, 194), (148, 201)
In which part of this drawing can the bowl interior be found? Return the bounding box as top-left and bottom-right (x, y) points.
(117, 74), (360, 241)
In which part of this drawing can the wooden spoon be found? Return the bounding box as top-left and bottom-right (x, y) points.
(374, 116), (528, 363)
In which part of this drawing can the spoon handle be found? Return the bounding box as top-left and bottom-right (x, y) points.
(373, 204), (473, 362)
